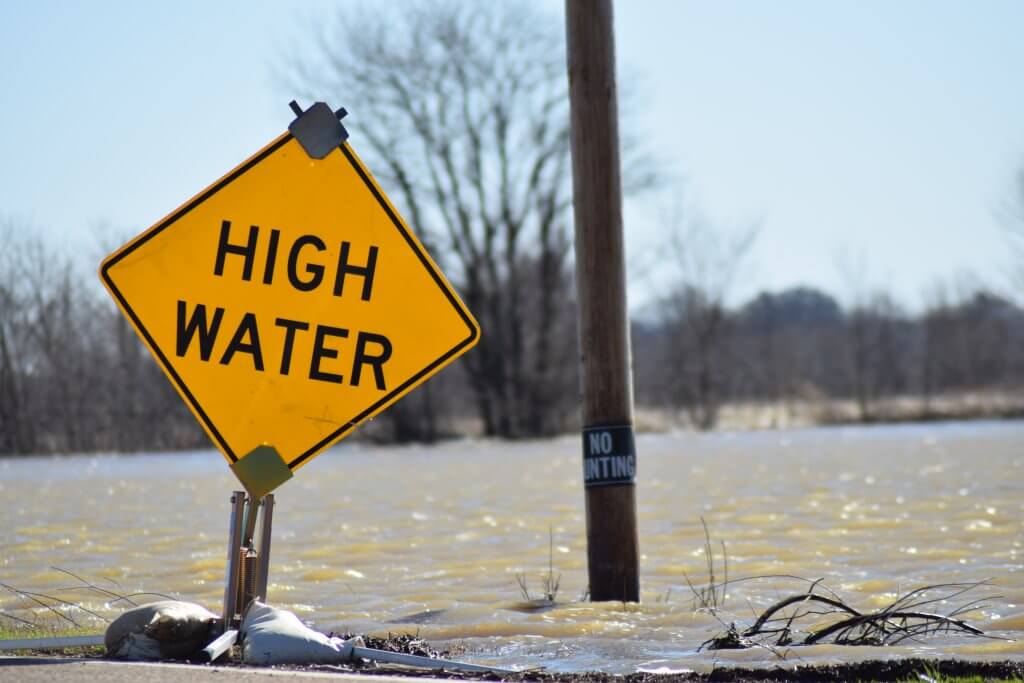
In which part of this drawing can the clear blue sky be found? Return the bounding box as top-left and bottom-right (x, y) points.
(2, 0), (1023, 311)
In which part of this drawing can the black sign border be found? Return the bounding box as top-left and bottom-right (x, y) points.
(100, 134), (480, 471)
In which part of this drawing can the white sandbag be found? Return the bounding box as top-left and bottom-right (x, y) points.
(241, 601), (363, 665)
(105, 600), (218, 660)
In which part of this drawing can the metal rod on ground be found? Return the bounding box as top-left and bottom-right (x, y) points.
(351, 646), (514, 674)
(256, 494), (274, 601)
(200, 628), (238, 663)
(565, 0), (641, 602)
(222, 490), (246, 628)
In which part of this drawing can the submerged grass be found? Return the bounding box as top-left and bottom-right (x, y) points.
(515, 527), (562, 604)
(0, 624), (101, 640)
(0, 623), (104, 657)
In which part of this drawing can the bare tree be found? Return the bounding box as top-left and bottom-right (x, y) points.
(657, 212), (757, 429)
(0, 230), (95, 452)
(835, 251), (886, 421)
(919, 281), (953, 416)
(281, 1), (592, 438)
(736, 286), (844, 410)
(0, 224), (36, 453)
(923, 280), (1019, 397)
(0, 221), (208, 456)
(845, 292), (909, 421)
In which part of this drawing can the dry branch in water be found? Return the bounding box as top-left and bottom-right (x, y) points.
(683, 517), (728, 612)
(514, 528), (561, 605)
(700, 579), (998, 651)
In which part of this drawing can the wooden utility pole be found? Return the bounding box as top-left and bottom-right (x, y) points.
(565, 0), (640, 602)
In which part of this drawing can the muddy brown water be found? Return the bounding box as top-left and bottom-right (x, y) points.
(2, 421), (1022, 673)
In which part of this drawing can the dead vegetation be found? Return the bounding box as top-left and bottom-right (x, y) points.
(0, 566), (173, 632)
(683, 518), (729, 612)
(514, 528), (562, 605)
(700, 579), (995, 651)
(681, 522), (1000, 653)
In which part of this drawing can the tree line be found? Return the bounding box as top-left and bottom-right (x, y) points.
(0, 232), (208, 455)
(636, 283), (1024, 430)
(1, 224), (1021, 455)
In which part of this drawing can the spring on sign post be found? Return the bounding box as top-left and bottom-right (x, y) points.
(237, 547), (259, 610)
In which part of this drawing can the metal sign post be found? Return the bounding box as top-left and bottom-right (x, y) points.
(222, 491), (276, 628)
(222, 491), (246, 628)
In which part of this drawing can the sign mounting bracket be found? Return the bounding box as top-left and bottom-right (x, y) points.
(287, 100), (349, 159)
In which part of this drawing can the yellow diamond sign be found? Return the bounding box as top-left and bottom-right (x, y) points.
(100, 110), (479, 474)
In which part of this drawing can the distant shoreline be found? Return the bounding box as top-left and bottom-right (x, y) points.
(635, 390), (1024, 433)
(2, 391), (1023, 459)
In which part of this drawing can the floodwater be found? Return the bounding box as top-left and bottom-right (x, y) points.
(2, 421), (1022, 673)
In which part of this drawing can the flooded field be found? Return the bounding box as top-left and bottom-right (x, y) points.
(2, 420), (1022, 673)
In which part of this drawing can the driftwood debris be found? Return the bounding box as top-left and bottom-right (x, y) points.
(680, 521), (998, 652)
(701, 579), (995, 651)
